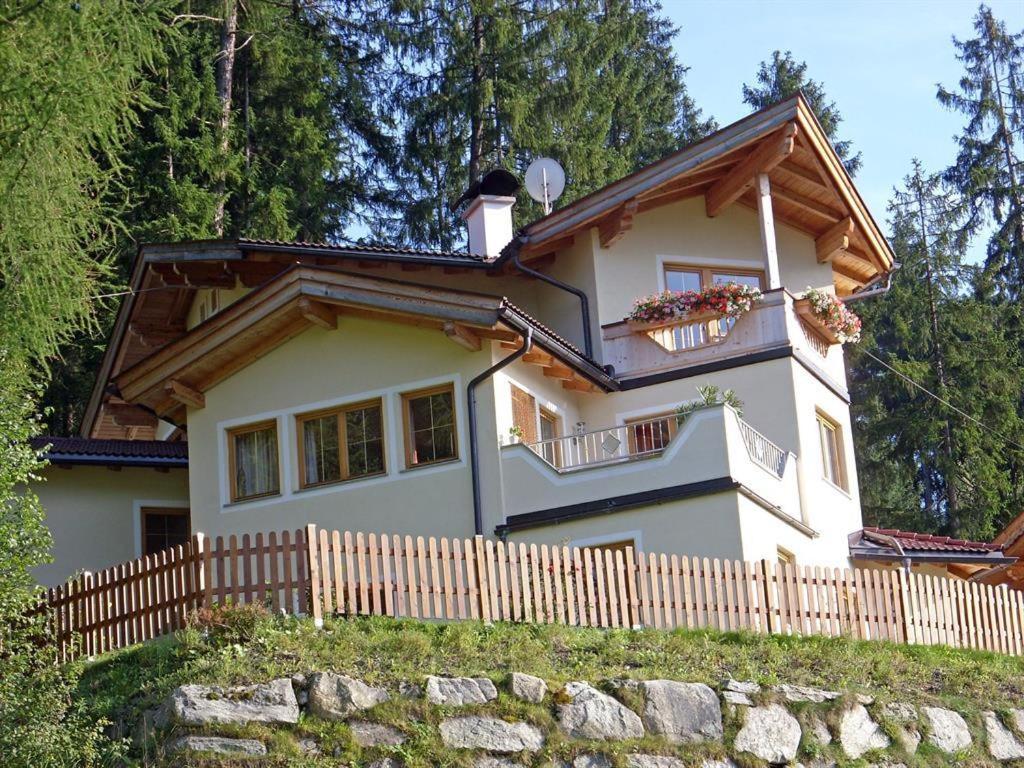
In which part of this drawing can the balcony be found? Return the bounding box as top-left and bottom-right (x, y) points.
(601, 289), (844, 381)
(499, 404), (803, 528)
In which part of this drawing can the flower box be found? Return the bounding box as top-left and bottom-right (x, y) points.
(795, 288), (862, 345)
(794, 298), (841, 344)
(628, 283), (762, 327)
(625, 309), (725, 334)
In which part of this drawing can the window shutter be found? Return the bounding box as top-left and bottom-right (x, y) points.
(510, 385), (538, 444)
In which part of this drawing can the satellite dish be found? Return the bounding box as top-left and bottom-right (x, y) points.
(525, 158), (565, 214)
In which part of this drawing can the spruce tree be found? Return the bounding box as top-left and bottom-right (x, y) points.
(937, 4), (1024, 297)
(742, 50), (862, 175)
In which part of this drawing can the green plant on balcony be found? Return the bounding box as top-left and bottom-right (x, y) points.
(802, 287), (862, 343)
(675, 384), (744, 426)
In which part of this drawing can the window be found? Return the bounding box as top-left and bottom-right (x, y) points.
(664, 264), (765, 292)
(816, 411), (846, 489)
(402, 384), (457, 467)
(198, 289), (220, 323)
(228, 420), (280, 502)
(777, 546), (796, 567)
(297, 400), (385, 489)
(626, 412), (676, 455)
(538, 407), (561, 467)
(141, 507), (190, 556)
(510, 384), (538, 444)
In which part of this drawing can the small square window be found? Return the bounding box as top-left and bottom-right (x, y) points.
(228, 421), (280, 502)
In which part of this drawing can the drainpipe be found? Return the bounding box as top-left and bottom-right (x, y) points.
(842, 262), (900, 304)
(509, 243), (593, 360)
(467, 327), (534, 536)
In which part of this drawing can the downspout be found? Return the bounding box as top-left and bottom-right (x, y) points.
(467, 327), (533, 536)
(509, 242), (593, 359)
(842, 262), (900, 303)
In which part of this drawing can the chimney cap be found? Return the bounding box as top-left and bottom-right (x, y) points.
(452, 168), (520, 212)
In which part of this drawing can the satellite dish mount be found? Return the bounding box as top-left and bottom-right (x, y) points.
(525, 158), (566, 215)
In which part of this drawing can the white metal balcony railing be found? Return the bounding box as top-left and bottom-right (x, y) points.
(524, 414), (675, 472)
(521, 411), (788, 478)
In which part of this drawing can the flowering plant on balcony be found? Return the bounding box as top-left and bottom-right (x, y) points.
(628, 282), (762, 325)
(803, 287), (862, 343)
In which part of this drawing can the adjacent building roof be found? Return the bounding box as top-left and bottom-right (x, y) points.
(32, 437), (188, 468)
(848, 527), (1015, 566)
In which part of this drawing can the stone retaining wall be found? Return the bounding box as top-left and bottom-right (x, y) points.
(138, 671), (1024, 766)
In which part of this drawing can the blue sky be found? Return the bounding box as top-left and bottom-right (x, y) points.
(665, 0), (1024, 261)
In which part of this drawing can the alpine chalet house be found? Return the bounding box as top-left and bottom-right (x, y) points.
(36, 95), (963, 586)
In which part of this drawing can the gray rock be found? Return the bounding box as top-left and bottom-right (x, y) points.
(426, 675), (498, 706)
(626, 755), (686, 767)
(167, 678), (299, 726)
(474, 759), (519, 768)
(509, 672), (548, 703)
(368, 759), (403, 768)
(439, 716), (545, 752)
(881, 702), (919, 754)
(297, 737), (320, 755)
(984, 711), (1024, 761)
(132, 705), (169, 745)
(774, 683), (840, 703)
(573, 756), (612, 768)
(399, 680), (423, 699)
(165, 735), (267, 755)
(308, 672), (389, 720)
(798, 761), (838, 768)
(639, 680), (722, 743)
(722, 690), (752, 706)
(921, 706), (972, 753)
(733, 703), (801, 764)
(698, 761), (737, 768)
(808, 715), (832, 745)
(1012, 709), (1024, 732)
(557, 681), (645, 741)
(349, 720), (406, 747)
(722, 679), (760, 694)
(838, 704), (890, 759)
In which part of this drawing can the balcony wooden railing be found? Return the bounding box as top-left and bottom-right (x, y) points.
(523, 414), (675, 471)
(635, 311), (735, 354)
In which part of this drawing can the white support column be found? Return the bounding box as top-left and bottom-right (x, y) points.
(756, 173), (781, 289)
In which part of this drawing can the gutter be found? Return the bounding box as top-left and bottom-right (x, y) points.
(467, 328), (534, 536)
(843, 261), (899, 303)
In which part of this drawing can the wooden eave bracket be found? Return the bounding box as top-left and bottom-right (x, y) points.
(298, 297), (337, 330)
(705, 122), (798, 218)
(443, 321), (482, 351)
(816, 217), (854, 263)
(165, 379), (205, 410)
(598, 199), (639, 248)
(108, 403), (158, 428)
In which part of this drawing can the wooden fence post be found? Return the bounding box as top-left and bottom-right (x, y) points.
(191, 533), (207, 612)
(306, 524), (323, 628)
(474, 535), (491, 623)
(759, 559), (776, 634)
(896, 566), (914, 645)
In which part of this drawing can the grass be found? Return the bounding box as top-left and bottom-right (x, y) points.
(75, 609), (1024, 767)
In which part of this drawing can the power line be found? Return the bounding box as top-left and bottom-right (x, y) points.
(861, 348), (1024, 452)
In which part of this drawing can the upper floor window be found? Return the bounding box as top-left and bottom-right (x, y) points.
(297, 399), (385, 489)
(664, 264), (765, 293)
(229, 420), (280, 502)
(816, 411), (847, 490)
(402, 384), (457, 467)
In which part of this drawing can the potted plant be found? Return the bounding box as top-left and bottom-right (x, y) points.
(627, 283), (762, 330)
(508, 425), (524, 444)
(795, 287), (862, 344)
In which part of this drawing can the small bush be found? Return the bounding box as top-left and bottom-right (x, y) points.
(186, 603), (272, 648)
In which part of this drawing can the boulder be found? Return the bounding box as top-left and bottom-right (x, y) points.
(474, 759), (519, 768)
(165, 735), (267, 755)
(572, 756), (612, 768)
(733, 703), (801, 764)
(921, 706), (972, 753)
(368, 759), (403, 768)
(721, 679), (759, 707)
(426, 675), (498, 706)
(439, 716), (545, 752)
(557, 681), (645, 741)
(509, 672), (548, 704)
(639, 680), (723, 743)
(349, 720), (407, 747)
(774, 684), (840, 703)
(297, 737), (320, 755)
(881, 702), (919, 754)
(983, 711), (1024, 761)
(166, 678), (299, 726)
(626, 755), (686, 767)
(308, 672), (389, 720)
(807, 715), (832, 745)
(838, 704), (890, 759)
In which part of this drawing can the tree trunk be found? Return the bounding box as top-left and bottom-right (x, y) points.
(467, 9), (485, 185)
(213, 0), (239, 237)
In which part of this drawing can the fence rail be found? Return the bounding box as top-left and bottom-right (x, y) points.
(44, 526), (1024, 661)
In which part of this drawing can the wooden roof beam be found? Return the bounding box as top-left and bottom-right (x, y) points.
(230, 261), (287, 288)
(542, 363), (574, 381)
(519, 234), (574, 260)
(598, 199), (639, 248)
(298, 298), (337, 330)
(562, 378), (599, 393)
(443, 321), (482, 351)
(816, 217), (854, 263)
(770, 183), (844, 223)
(522, 350), (554, 366)
(705, 122), (798, 217)
(164, 379), (205, 410)
(108, 403), (158, 428)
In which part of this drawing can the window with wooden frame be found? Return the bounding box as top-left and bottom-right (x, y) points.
(538, 406), (562, 467)
(816, 411), (847, 490)
(626, 412), (676, 455)
(664, 263), (765, 292)
(297, 399), (385, 489)
(228, 420), (280, 502)
(402, 384), (458, 467)
(141, 507), (190, 556)
(510, 384), (539, 444)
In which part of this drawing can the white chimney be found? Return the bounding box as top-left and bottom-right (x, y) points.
(461, 194), (515, 257)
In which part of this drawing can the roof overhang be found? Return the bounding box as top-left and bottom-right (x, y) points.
(109, 266), (615, 425)
(848, 529), (1017, 567)
(513, 94), (895, 295)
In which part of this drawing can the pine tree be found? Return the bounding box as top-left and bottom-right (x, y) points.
(937, 4), (1024, 297)
(849, 161), (1024, 539)
(371, 0), (714, 249)
(742, 50), (862, 175)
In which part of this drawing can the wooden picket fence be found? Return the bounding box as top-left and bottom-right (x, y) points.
(44, 525), (1024, 661)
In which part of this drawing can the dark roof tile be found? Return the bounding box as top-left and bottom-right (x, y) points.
(32, 437), (188, 466)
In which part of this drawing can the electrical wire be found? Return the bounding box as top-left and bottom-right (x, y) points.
(861, 348), (1024, 452)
